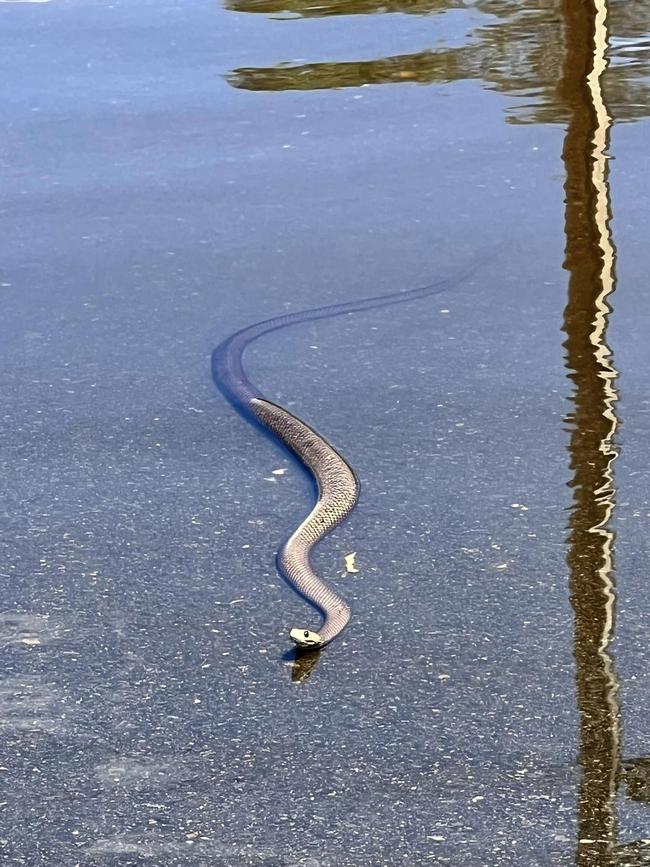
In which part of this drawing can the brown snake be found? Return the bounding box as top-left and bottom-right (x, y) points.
(212, 263), (480, 649)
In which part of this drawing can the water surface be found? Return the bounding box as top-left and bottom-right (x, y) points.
(2, 0), (650, 864)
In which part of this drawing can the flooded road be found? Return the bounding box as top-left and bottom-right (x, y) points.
(3, 0), (650, 864)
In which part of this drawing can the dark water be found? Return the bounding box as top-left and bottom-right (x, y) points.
(2, 0), (650, 864)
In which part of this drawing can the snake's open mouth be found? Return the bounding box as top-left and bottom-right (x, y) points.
(289, 628), (322, 650)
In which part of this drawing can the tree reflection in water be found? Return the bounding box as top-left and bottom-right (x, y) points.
(226, 0), (650, 126)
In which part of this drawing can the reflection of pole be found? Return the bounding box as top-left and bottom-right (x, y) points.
(559, 1), (620, 865)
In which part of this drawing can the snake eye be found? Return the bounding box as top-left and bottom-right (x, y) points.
(304, 631), (310, 638)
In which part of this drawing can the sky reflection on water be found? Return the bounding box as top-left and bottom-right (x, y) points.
(3, 0), (650, 863)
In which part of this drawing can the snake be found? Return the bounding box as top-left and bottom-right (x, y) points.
(212, 262), (480, 650)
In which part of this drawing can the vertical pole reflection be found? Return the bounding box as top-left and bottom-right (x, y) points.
(559, 1), (621, 865)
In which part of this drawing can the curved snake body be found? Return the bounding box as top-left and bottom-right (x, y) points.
(251, 398), (358, 647)
(212, 263), (480, 650)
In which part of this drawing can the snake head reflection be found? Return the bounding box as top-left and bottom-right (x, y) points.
(289, 628), (322, 650)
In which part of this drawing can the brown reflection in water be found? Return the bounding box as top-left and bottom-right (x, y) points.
(560, 1), (622, 864)
(226, 0), (458, 17)
(228, 50), (461, 91)
(291, 648), (321, 682)
(226, 0), (650, 124)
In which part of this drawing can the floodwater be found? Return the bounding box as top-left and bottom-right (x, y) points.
(2, 0), (650, 864)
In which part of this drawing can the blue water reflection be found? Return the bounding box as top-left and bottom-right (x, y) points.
(3, 0), (650, 864)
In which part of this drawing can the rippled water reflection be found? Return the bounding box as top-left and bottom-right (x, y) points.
(227, 1), (650, 123)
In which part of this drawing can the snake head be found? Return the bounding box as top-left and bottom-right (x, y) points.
(289, 628), (322, 650)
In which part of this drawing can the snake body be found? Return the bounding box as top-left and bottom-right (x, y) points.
(212, 263), (480, 650)
(251, 398), (357, 647)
